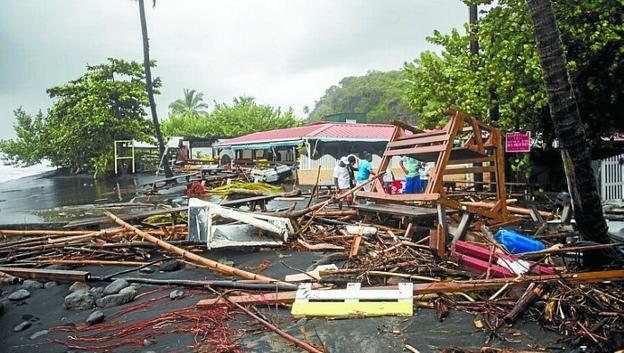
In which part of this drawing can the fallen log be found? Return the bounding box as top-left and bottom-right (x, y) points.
(105, 211), (282, 283)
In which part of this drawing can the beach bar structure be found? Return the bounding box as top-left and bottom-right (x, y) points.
(213, 121), (399, 184)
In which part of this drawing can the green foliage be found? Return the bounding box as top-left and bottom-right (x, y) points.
(404, 0), (624, 142)
(0, 58), (156, 175)
(309, 70), (417, 124)
(162, 96), (303, 137)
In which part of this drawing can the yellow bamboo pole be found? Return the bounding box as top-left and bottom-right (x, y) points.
(19, 259), (150, 267)
(105, 211), (281, 283)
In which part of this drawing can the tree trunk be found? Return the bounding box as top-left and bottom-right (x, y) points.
(468, 4), (484, 192)
(526, 0), (609, 244)
(138, 0), (173, 178)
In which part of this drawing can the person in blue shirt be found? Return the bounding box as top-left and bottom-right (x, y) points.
(400, 156), (420, 193)
(356, 153), (376, 191)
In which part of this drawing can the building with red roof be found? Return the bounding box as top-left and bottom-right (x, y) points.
(213, 121), (400, 184)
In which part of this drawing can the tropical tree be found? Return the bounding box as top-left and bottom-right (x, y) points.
(169, 89), (209, 116)
(161, 96), (302, 137)
(0, 59), (155, 176)
(137, 0), (172, 177)
(525, 0), (609, 245)
(404, 0), (624, 142)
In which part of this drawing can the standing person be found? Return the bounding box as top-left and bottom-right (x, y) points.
(333, 156), (352, 209)
(347, 155), (358, 188)
(400, 155), (420, 193)
(356, 153), (376, 192)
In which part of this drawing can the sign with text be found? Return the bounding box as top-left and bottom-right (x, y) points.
(505, 132), (531, 152)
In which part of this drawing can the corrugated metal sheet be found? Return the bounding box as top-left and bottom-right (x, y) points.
(217, 122), (396, 147)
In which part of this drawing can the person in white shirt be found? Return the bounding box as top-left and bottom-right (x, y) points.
(333, 156), (352, 208)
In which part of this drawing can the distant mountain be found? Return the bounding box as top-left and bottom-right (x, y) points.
(308, 70), (417, 124)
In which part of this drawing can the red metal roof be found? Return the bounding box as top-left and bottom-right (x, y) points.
(218, 122), (396, 146)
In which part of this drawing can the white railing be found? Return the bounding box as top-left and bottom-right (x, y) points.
(600, 154), (624, 201)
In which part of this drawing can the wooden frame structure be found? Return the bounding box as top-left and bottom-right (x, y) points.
(358, 109), (509, 223)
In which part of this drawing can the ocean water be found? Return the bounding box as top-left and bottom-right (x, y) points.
(0, 162), (55, 184)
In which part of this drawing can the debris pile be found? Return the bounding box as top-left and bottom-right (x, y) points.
(1, 111), (623, 353)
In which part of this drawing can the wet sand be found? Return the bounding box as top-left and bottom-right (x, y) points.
(0, 172), (161, 227)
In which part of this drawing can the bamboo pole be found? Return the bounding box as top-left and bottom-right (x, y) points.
(17, 259), (150, 267)
(105, 211), (281, 283)
(0, 230), (92, 237)
(47, 228), (125, 244)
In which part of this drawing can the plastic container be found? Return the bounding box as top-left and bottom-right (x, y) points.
(494, 228), (545, 254)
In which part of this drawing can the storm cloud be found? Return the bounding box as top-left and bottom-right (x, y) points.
(0, 0), (467, 139)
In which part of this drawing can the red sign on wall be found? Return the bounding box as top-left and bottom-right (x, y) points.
(505, 132), (531, 152)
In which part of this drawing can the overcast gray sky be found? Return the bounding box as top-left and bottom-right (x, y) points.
(0, 0), (467, 139)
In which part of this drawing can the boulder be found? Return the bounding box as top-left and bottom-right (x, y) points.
(8, 289), (31, 301)
(89, 287), (104, 299)
(69, 282), (90, 292)
(103, 279), (129, 295)
(159, 259), (182, 272)
(13, 321), (31, 332)
(21, 280), (43, 290)
(44, 281), (58, 289)
(86, 310), (105, 325)
(96, 286), (137, 308)
(29, 329), (48, 340)
(169, 290), (184, 300)
(64, 290), (94, 310)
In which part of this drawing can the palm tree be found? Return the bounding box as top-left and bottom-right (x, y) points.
(526, 0), (610, 245)
(137, 0), (173, 178)
(169, 89), (209, 116)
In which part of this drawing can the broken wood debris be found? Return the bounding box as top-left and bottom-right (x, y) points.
(2, 128), (624, 352)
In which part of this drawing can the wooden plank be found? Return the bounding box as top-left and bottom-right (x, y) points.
(0, 267), (89, 282)
(446, 156), (496, 165)
(384, 144), (446, 157)
(443, 166), (496, 175)
(387, 134), (449, 148)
